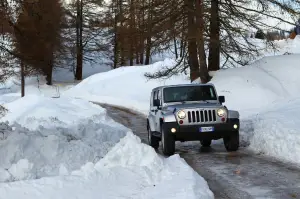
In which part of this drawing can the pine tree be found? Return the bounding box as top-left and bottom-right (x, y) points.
(14, 0), (64, 85)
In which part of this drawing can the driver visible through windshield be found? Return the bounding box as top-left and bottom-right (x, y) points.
(163, 85), (217, 103)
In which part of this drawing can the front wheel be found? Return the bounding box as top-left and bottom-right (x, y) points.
(223, 131), (239, 151)
(161, 123), (175, 156)
(148, 125), (159, 149)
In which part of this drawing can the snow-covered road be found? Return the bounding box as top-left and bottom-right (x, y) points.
(99, 103), (300, 199)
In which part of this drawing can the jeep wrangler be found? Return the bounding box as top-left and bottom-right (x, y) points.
(147, 84), (240, 156)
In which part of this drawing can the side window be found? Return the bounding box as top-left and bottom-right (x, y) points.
(209, 88), (216, 99)
(157, 90), (161, 100)
(153, 90), (157, 105)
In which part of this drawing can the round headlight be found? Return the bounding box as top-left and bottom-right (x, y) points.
(177, 110), (186, 119)
(217, 108), (226, 117)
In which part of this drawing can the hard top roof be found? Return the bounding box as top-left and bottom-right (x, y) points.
(152, 83), (215, 91)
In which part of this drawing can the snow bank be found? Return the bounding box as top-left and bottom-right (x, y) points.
(242, 97), (300, 165)
(211, 54), (300, 117)
(1, 95), (110, 130)
(0, 132), (214, 199)
(0, 95), (127, 182)
(0, 95), (213, 197)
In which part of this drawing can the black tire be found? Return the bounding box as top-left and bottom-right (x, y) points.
(147, 124), (159, 149)
(200, 139), (212, 147)
(161, 123), (175, 156)
(223, 131), (239, 151)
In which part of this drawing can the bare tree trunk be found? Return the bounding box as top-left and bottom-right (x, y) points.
(145, 0), (152, 65)
(208, 0), (220, 71)
(75, 0), (83, 80)
(118, 0), (126, 66)
(196, 0), (210, 83)
(129, 0), (135, 66)
(21, 61), (25, 97)
(186, 0), (200, 82)
(139, 0), (145, 64)
(46, 58), (53, 85)
(113, 0), (119, 69)
(136, 7), (140, 65)
(139, 0), (146, 64)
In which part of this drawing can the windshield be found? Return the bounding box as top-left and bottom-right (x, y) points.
(163, 86), (217, 103)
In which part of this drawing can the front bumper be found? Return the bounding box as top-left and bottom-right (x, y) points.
(163, 119), (239, 141)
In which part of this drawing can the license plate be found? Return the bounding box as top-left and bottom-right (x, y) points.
(199, 127), (214, 132)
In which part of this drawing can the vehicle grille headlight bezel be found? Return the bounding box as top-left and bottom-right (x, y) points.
(177, 110), (186, 119)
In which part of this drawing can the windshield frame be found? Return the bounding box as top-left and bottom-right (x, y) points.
(162, 85), (218, 104)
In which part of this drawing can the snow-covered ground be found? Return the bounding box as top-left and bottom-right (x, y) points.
(0, 53), (214, 197)
(65, 37), (300, 167)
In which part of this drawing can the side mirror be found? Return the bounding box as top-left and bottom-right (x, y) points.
(218, 96), (225, 103)
(153, 99), (161, 107)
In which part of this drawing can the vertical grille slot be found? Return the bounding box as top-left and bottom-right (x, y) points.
(188, 111), (191, 122)
(204, 110), (208, 122)
(186, 109), (217, 123)
(192, 111), (196, 122)
(196, 111), (200, 122)
(208, 110), (212, 121)
(212, 110), (216, 121)
(200, 111), (204, 122)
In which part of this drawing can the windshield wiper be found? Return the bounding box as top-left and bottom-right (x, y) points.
(165, 100), (213, 103)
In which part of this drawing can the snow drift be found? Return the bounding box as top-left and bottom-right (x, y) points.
(0, 95), (127, 182)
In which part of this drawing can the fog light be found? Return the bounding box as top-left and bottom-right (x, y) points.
(171, 128), (176, 133)
(233, 124), (238, 129)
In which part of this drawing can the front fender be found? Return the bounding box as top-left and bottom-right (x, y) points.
(162, 112), (177, 123)
(228, 110), (239, 119)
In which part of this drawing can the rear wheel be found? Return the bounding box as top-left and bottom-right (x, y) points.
(223, 131), (239, 151)
(147, 125), (159, 149)
(161, 123), (175, 156)
(200, 139), (212, 147)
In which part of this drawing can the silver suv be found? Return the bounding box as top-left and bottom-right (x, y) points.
(147, 84), (240, 156)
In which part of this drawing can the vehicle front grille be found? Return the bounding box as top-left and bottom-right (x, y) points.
(187, 109), (217, 123)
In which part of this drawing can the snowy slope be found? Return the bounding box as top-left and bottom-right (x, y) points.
(64, 43), (300, 166)
(64, 58), (189, 115)
(211, 54), (300, 116)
